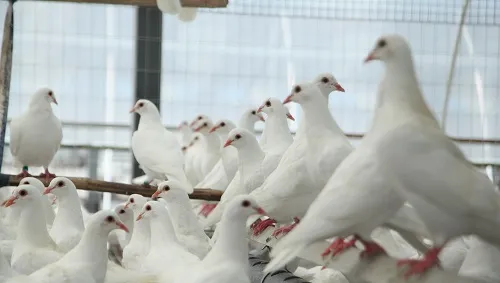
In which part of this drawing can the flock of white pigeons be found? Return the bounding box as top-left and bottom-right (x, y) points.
(0, 34), (500, 283)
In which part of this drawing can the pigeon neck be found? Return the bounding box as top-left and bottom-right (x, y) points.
(138, 111), (163, 130)
(28, 100), (53, 113)
(162, 192), (201, 236)
(203, 132), (221, 152)
(301, 95), (344, 138)
(375, 57), (439, 126)
(238, 117), (255, 133)
(149, 212), (179, 247)
(237, 141), (265, 177)
(129, 215), (151, 250)
(206, 214), (248, 265)
(52, 190), (85, 234)
(42, 198), (55, 226)
(64, 224), (109, 283)
(261, 111), (293, 152)
(16, 200), (55, 248)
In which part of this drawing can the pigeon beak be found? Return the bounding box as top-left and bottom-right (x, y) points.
(2, 196), (18, 207)
(129, 106), (137, 113)
(194, 125), (204, 132)
(364, 52), (376, 63)
(223, 139), (233, 148)
(136, 212), (144, 221)
(254, 207), (266, 215)
(256, 113), (265, 122)
(43, 186), (53, 195)
(283, 94), (294, 104)
(257, 105), (264, 113)
(286, 113), (295, 121)
(51, 196), (57, 205)
(151, 190), (162, 199)
(208, 126), (219, 133)
(334, 83), (345, 92)
(124, 202), (131, 209)
(116, 221), (129, 232)
(51, 97), (58, 105)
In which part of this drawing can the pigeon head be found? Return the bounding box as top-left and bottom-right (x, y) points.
(30, 87), (58, 107)
(189, 114), (209, 128)
(364, 34), (411, 64)
(193, 118), (214, 134)
(257, 98), (295, 121)
(136, 201), (165, 221)
(283, 83), (323, 105)
(129, 99), (159, 116)
(243, 108), (265, 123)
(152, 180), (190, 200)
(124, 194), (148, 215)
(2, 185), (42, 208)
(224, 195), (265, 220)
(91, 210), (129, 233)
(114, 202), (134, 229)
(313, 73), (345, 94)
(44, 177), (77, 198)
(223, 128), (255, 149)
(209, 119), (236, 134)
(189, 132), (204, 147)
(19, 177), (45, 193)
(177, 121), (189, 130)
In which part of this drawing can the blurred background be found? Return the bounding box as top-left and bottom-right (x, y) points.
(0, 0), (499, 210)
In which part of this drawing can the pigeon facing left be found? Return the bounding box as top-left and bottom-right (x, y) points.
(130, 99), (193, 192)
(9, 87), (62, 182)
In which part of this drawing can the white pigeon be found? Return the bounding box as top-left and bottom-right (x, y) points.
(180, 195), (264, 283)
(152, 180), (211, 259)
(130, 99), (192, 191)
(204, 128), (265, 228)
(192, 118), (221, 180)
(122, 194), (150, 271)
(9, 87), (62, 182)
(18, 177), (55, 227)
(44, 177), (85, 252)
(184, 132), (205, 186)
(258, 98), (295, 154)
(3, 185), (63, 275)
(251, 74), (347, 236)
(238, 108), (265, 131)
(18, 210), (129, 283)
(177, 120), (193, 146)
(366, 34), (500, 278)
(108, 203), (135, 257)
(137, 201), (200, 282)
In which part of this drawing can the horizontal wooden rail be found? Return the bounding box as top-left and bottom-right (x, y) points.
(2, 174), (223, 200)
(35, 0), (229, 8)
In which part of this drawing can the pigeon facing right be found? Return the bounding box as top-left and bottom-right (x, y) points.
(9, 87), (62, 182)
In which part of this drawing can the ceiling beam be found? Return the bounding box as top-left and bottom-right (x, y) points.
(36, 0), (228, 8)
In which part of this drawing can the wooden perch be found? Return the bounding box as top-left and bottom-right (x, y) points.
(36, 0), (228, 8)
(4, 174), (223, 201)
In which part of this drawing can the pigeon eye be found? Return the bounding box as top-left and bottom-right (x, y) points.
(321, 77), (329, 83)
(19, 190), (27, 197)
(182, 146), (187, 151)
(251, 110), (256, 115)
(235, 134), (241, 139)
(23, 181), (29, 185)
(164, 186), (170, 191)
(378, 39), (386, 48)
(198, 116), (202, 120)
(241, 200), (250, 207)
(119, 209), (125, 214)
(265, 101), (271, 107)
(294, 86), (301, 93)
(203, 122), (207, 127)
(58, 181), (64, 187)
(145, 205), (151, 211)
(130, 198), (135, 203)
(194, 137), (199, 141)
(220, 122), (226, 127)
(48, 91), (53, 96)
(138, 102), (144, 107)
(106, 216), (114, 222)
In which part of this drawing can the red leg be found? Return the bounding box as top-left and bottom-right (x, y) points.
(16, 166), (32, 179)
(199, 203), (217, 217)
(358, 240), (386, 258)
(272, 217), (300, 238)
(39, 168), (56, 183)
(321, 237), (357, 260)
(397, 247), (442, 279)
(252, 218), (276, 236)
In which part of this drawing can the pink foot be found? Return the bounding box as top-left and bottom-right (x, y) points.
(321, 237), (356, 259)
(199, 203), (217, 217)
(16, 170), (32, 179)
(359, 240), (385, 258)
(397, 247), (441, 279)
(272, 217), (300, 238)
(39, 168), (56, 183)
(252, 218), (276, 236)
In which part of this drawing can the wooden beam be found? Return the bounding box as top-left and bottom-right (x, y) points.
(6, 174), (223, 201)
(36, 0), (228, 8)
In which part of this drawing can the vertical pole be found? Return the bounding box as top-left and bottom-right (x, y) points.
(85, 148), (101, 212)
(0, 1), (14, 171)
(132, 7), (162, 179)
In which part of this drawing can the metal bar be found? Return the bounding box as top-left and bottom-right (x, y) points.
(441, 0), (471, 130)
(4, 173), (222, 200)
(0, 1), (14, 171)
(133, 6), (163, 179)
(34, 0), (228, 8)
